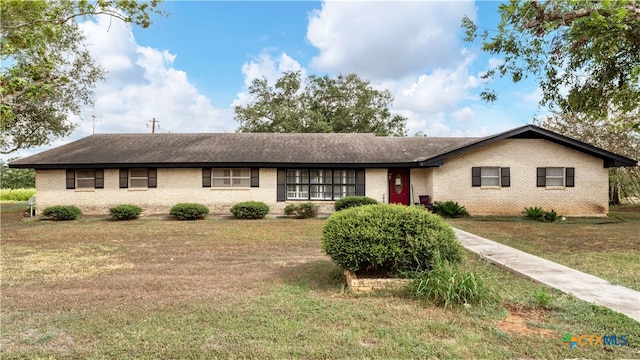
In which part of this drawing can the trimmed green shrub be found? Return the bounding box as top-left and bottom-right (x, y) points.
(409, 261), (498, 308)
(41, 205), (82, 221)
(284, 204), (296, 216)
(0, 188), (35, 201)
(322, 204), (464, 273)
(284, 202), (318, 219)
(230, 201), (270, 219)
(432, 201), (469, 218)
(109, 204), (143, 220)
(170, 203), (209, 220)
(334, 195), (378, 211)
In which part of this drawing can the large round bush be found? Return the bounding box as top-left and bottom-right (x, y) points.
(334, 195), (378, 211)
(230, 201), (270, 219)
(322, 204), (464, 273)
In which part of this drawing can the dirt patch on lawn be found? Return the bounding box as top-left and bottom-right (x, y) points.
(496, 306), (555, 337)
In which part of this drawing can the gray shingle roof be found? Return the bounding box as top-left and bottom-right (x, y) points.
(9, 133), (481, 168)
(10, 125), (637, 169)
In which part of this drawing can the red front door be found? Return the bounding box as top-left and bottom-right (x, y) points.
(388, 169), (409, 205)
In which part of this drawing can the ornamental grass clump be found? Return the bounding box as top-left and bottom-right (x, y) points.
(322, 204), (464, 274)
(432, 200), (469, 218)
(523, 206), (560, 222)
(409, 260), (499, 308)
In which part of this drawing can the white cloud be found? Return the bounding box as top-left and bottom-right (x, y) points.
(487, 57), (504, 69)
(392, 66), (479, 113)
(307, 1), (476, 79)
(374, 50), (480, 134)
(239, 52), (304, 88)
(232, 52), (305, 108)
(398, 109), (450, 137)
(519, 87), (543, 104)
(452, 107), (475, 123)
(75, 16), (233, 137)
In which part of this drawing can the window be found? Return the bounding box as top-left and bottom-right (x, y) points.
(119, 168), (157, 189)
(537, 167), (574, 188)
(76, 170), (96, 188)
(278, 169), (361, 201)
(202, 168), (258, 188)
(545, 167), (564, 186)
(472, 167), (510, 187)
(333, 170), (357, 199)
(66, 169), (104, 189)
(287, 169), (309, 199)
(481, 167), (500, 186)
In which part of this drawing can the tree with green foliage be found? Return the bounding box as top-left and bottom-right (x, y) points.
(0, 158), (35, 189)
(1, 0), (165, 154)
(235, 71), (407, 136)
(462, 0), (640, 130)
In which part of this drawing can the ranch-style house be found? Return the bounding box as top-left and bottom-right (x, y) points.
(10, 125), (637, 216)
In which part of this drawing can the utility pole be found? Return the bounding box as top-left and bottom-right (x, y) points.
(147, 118), (160, 133)
(89, 113), (102, 134)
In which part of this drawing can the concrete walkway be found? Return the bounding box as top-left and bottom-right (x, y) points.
(453, 228), (640, 323)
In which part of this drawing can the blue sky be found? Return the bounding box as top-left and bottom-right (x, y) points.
(12, 1), (544, 159)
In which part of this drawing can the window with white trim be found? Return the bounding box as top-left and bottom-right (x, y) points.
(202, 168), (259, 188)
(130, 168), (149, 188)
(77, 169), (97, 188)
(545, 167), (564, 186)
(212, 168), (250, 187)
(537, 167), (574, 188)
(119, 168), (157, 189)
(286, 169), (356, 200)
(480, 167), (500, 186)
(471, 167), (510, 187)
(66, 169), (104, 189)
(287, 169), (309, 200)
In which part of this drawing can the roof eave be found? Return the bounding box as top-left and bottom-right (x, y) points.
(12, 161), (423, 170)
(417, 124), (638, 168)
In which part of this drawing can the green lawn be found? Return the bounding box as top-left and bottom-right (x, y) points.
(447, 205), (640, 292)
(1, 204), (638, 359)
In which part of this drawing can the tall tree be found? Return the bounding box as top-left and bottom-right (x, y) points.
(1, 0), (164, 154)
(462, 0), (640, 129)
(1, 158), (35, 189)
(235, 71), (407, 136)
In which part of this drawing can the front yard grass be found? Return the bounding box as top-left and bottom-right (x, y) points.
(1, 204), (638, 359)
(447, 205), (640, 292)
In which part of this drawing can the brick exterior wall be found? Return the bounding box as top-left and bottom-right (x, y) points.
(431, 139), (609, 216)
(33, 138), (609, 216)
(36, 168), (279, 215)
(35, 168), (390, 215)
(364, 169), (388, 203)
(411, 168), (433, 205)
